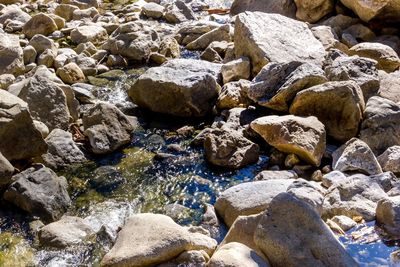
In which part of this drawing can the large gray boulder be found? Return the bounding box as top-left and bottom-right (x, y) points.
(230, 0), (296, 18)
(290, 81), (365, 142)
(254, 193), (358, 267)
(100, 214), (217, 267)
(3, 164), (71, 223)
(0, 90), (47, 161)
(82, 102), (135, 154)
(0, 32), (25, 76)
(378, 146), (400, 174)
(248, 61), (327, 112)
(360, 96), (400, 155)
(234, 12), (325, 75)
(129, 59), (221, 117)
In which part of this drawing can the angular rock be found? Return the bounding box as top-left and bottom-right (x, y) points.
(294, 0), (334, 23)
(339, 0), (400, 23)
(129, 59), (221, 117)
(60, 0), (99, 9)
(215, 179), (293, 227)
(230, 0), (296, 18)
(376, 196), (400, 236)
(248, 61), (327, 112)
(0, 90), (47, 161)
(378, 70), (400, 103)
(286, 178), (324, 214)
(56, 62), (86, 84)
(378, 146), (400, 174)
(221, 57), (251, 84)
(204, 128), (259, 169)
(290, 81), (365, 142)
(331, 215), (357, 231)
(251, 115), (326, 166)
(254, 193), (358, 267)
(54, 4), (79, 21)
(39, 216), (95, 248)
(360, 96), (400, 155)
(349, 42), (400, 72)
(0, 32), (24, 76)
(187, 24), (231, 51)
(0, 6), (31, 25)
(71, 25), (108, 45)
(23, 13), (58, 39)
(164, 0), (196, 24)
(234, 12), (325, 75)
(40, 129), (87, 170)
(3, 165), (71, 223)
(322, 170), (347, 188)
(142, 2), (164, 19)
(332, 138), (383, 175)
(100, 214), (217, 267)
(254, 170), (298, 181)
(29, 34), (57, 55)
(82, 102), (134, 154)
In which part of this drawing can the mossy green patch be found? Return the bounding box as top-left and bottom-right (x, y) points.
(0, 232), (34, 267)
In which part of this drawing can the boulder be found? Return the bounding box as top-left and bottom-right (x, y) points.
(332, 138), (383, 175)
(378, 70), (400, 103)
(217, 80), (252, 110)
(56, 62), (86, 84)
(360, 96), (400, 155)
(230, 0), (296, 18)
(0, 90), (47, 161)
(349, 42), (400, 72)
(142, 2), (164, 19)
(325, 56), (379, 101)
(323, 173), (388, 221)
(294, 0), (334, 23)
(331, 215), (357, 231)
(286, 178), (324, 215)
(290, 81), (365, 142)
(254, 193), (358, 267)
(54, 4), (79, 21)
(221, 57), (251, 84)
(339, 0), (400, 22)
(248, 61), (327, 112)
(208, 242), (269, 267)
(39, 216), (95, 248)
(311, 25), (348, 52)
(3, 164), (71, 223)
(29, 34), (57, 55)
(0, 152), (14, 188)
(82, 102), (135, 154)
(215, 179), (293, 227)
(23, 13), (58, 39)
(204, 128), (259, 169)
(164, 0), (196, 24)
(129, 59), (221, 117)
(251, 115), (326, 166)
(322, 170), (348, 188)
(234, 12), (325, 75)
(187, 24), (231, 51)
(11, 75), (70, 131)
(376, 196), (400, 236)
(0, 32), (24, 76)
(0, 6), (31, 25)
(71, 25), (108, 45)
(378, 146), (400, 174)
(40, 129), (87, 170)
(100, 214), (217, 267)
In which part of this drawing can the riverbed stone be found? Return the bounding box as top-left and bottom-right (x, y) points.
(234, 12), (326, 75)
(378, 146), (400, 174)
(290, 81), (365, 142)
(0, 32), (24, 76)
(142, 2), (164, 19)
(187, 24), (231, 51)
(100, 213), (217, 267)
(255, 170), (298, 181)
(3, 164), (71, 223)
(248, 61), (327, 112)
(360, 96), (400, 155)
(254, 192), (358, 267)
(230, 0), (296, 18)
(0, 5), (31, 25)
(251, 115), (326, 166)
(332, 138), (383, 175)
(71, 25), (108, 45)
(82, 102), (135, 154)
(376, 196), (400, 236)
(39, 216), (95, 248)
(286, 178), (324, 215)
(378, 70), (400, 103)
(23, 13), (58, 39)
(204, 128), (259, 169)
(129, 59), (221, 117)
(56, 62), (86, 84)
(221, 57), (251, 84)
(215, 179), (293, 227)
(217, 80), (252, 109)
(331, 215), (357, 231)
(294, 0), (334, 23)
(339, 0), (400, 23)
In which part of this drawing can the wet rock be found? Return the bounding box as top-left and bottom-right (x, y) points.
(142, 2), (164, 19)
(11, 75), (70, 131)
(332, 138), (382, 175)
(378, 146), (400, 174)
(91, 166), (125, 194)
(71, 25), (108, 45)
(325, 56), (379, 101)
(331, 215), (357, 231)
(254, 193), (358, 267)
(251, 115), (326, 166)
(23, 13), (58, 39)
(0, 152), (14, 188)
(378, 70), (400, 103)
(248, 61), (327, 112)
(0, 90), (47, 161)
(323, 173), (388, 221)
(82, 102), (135, 154)
(56, 62), (86, 84)
(217, 80), (251, 110)
(294, 0), (334, 23)
(254, 170), (298, 181)
(234, 12), (325, 75)
(3, 164), (71, 223)
(221, 57), (251, 84)
(129, 59), (221, 117)
(360, 96), (400, 155)
(349, 42), (400, 72)
(204, 128), (259, 169)
(0, 32), (24, 76)
(215, 179), (292, 227)
(38, 216), (95, 248)
(208, 242), (269, 267)
(290, 81), (365, 142)
(230, 0), (296, 18)
(187, 24), (231, 51)
(100, 213), (217, 267)
(376, 196), (400, 236)
(40, 129), (87, 170)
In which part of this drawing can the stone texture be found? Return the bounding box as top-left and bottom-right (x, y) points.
(230, 0), (296, 18)
(0, 152), (14, 187)
(339, 0), (400, 23)
(23, 13), (58, 39)
(56, 62), (86, 84)
(376, 196), (400, 236)
(378, 146), (400, 174)
(378, 70), (400, 103)
(294, 0), (334, 23)
(0, 32), (24, 76)
(71, 25), (108, 45)
(251, 115), (326, 166)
